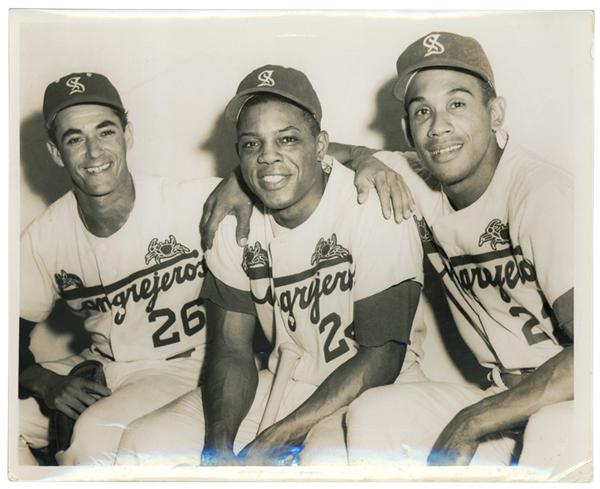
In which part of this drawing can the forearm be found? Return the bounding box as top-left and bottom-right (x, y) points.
(461, 346), (573, 438)
(202, 347), (258, 450)
(276, 342), (405, 443)
(327, 142), (378, 170)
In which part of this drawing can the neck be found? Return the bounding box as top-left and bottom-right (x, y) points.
(75, 172), (135, 237)
(444, 138), (504, 210)
(272, 169), (329, 229)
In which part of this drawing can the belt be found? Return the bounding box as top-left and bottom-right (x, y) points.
(166, 348), (196, 361)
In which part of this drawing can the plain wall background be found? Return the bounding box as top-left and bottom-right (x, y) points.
(12, 10), (593, 385)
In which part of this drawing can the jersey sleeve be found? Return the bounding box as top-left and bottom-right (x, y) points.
(202, 214), (255, 315)
(20, 224), (58, 323)
(352, 193), (424, 346)
(513, 168), (573, 310)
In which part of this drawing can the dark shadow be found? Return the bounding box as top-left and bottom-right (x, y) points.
(368, 77), (413, 152)
(198, 112), (239, 178)
(20, 111), (71, 205)
(423, 258), (489, 388)
(44, 300), (92, 354)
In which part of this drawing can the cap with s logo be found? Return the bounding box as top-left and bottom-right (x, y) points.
(225, 64), (322, 123)
(393, 32), (495, 106)
(43, 72), (125, 129)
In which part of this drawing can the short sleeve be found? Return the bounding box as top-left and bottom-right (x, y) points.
(353, 193), (424, 301)
(513, 169), (573, 308)
(20, 225), (57, 323)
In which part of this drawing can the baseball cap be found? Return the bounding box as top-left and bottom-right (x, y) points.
(225, 64), (322, 123)
(43, 72), (125, 129)
(393, 32), (495, 104)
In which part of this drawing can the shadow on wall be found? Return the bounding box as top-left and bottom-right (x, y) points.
(198, 112), (239, 177)
(369, 77), (413, 152)
(21, 111), (71, 206)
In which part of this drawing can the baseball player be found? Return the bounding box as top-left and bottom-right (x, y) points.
(114, 65), (425, 466)
(337, 32), (574, 473)
(19, 72), (220, 465)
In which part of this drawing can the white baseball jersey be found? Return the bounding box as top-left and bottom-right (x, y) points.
(375, 136), (572, 373)
(21, 175), (221, 362)
(204, 158), (424, 386)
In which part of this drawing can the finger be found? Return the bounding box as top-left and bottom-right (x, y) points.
(55, 401), (80, 420)
(374, 178), (392, 220)
(234, 203), (252, 247)
(79, 380), (112, 397)
(58, 396), (88, 416)
(388, 177), (408, 223)
(354, 175), (371, 205)
(76, 391), (103, 407)
(201, 213), (223, 251)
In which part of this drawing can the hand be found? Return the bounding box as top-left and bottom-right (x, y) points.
(42, 372), (111, 420)
(201, 446), (241, 466)
(238, 423), (303, 466)
(353, 152), (415, 222)
(200, 168), (253, 250)
(427, 409), (481, 466)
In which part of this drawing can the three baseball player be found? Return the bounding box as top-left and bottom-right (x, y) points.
(19, 31), (576, 473)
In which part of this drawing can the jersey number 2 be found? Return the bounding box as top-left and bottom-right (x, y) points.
(149, 298), (206, 348)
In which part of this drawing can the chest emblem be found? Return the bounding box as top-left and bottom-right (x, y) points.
(55, 269), (84, 292)
(242, 241), (269, 275)
(478, 218), (510, 250)
(145, 235), (191, 265)
(311, 233), (349, 266)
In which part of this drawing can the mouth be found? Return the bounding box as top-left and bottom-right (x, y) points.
(84, 161), (112, 175)
(258, 173), (290, 190)
(428, 143), (463, 161)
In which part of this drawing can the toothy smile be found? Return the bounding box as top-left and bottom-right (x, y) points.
(85, 162), (111, 175)
(261, 175), (286, 184)
(429, 144), (462, 156)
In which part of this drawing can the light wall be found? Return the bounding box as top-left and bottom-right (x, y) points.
(12, 10), (593, 384)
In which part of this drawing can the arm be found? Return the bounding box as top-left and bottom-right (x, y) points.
(328, 142), (415, 221)
(240, 340), (407, 465)
(429, 290), (574, 466)
(19, 318), (111, 419)
(201, 301), (258, 465)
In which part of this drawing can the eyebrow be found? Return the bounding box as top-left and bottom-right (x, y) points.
(407, 87), (474, 107)
(60, 119), (118, 143)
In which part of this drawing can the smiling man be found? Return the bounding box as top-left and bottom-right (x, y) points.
(341, 32), (575, 474)
(115, 65), (425, 466)
(19, 73), (219, 465)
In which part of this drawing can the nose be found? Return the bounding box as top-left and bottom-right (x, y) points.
(257, 140), (280, 165)
(85, 136), (103, 159)
(427, 111), (453, 138)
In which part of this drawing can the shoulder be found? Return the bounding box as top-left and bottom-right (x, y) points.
(23, 191), (77, 240)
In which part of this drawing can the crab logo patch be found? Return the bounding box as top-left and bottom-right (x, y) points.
(55, 269), (84, 292)
(478, 218), (510, 250)
(242, 241), (269, 275)
(311, 234), (349, 266)
(145, 235), (191, 265)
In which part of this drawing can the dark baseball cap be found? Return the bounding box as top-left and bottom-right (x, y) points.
(393, 32), (495, 104)
(225, 64), (322, 123)
(43, 72), (125, 129)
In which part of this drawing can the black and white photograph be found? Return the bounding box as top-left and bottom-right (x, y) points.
(8, 7), (594, 482)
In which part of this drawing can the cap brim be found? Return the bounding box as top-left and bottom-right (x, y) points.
(393, 58), (492, 104)
(225, 87), (319, 123)
(45, 96), (125, 128)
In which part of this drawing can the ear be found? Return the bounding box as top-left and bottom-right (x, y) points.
(46, 141), (65, 168)
(401, 116), (414, 147)
(124, 123), (134, 151)
(316, 130), (329, 162)
(488, 96), (506, 133)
